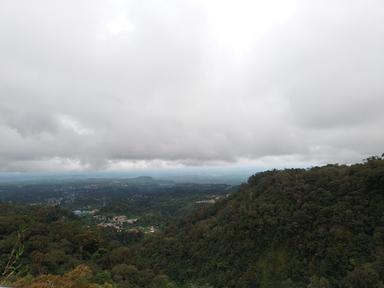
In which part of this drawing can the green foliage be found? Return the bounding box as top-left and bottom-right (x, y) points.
(0, 204), (174, 287)
(91, 270), (112, 285)
(307, 276), (331, 288)
(344, 265), (383, 288)
(133, 156), (384, 287)
(1, 156), (384, 287)
(1, 226), (26, 281)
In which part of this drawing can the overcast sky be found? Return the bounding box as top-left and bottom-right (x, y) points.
(0, 0), (383, 172)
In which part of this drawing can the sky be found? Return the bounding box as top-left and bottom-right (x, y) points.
(0, 0), (383, 173)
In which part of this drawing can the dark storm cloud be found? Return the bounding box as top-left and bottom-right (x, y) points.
(0, 0), (383, 171)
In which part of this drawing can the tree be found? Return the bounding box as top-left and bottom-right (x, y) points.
(307, 276), (330, 288)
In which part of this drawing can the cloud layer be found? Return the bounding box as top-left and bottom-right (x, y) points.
(0, 0), (383, 171)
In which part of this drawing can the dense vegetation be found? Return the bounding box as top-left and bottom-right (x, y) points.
(0, 203), (177, 287)
(0, 178), (234, 229)
(134, 156), (384, 287)
(1, 156), (384, 287)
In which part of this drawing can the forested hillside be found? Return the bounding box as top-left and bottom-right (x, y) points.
(1, 156), (384, 287)
(134, 156), (384, 287)
(0, 203), (177, 287)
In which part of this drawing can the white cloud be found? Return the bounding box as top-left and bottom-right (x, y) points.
(58, 114), (95, 136)
(0, 0), (383, 171)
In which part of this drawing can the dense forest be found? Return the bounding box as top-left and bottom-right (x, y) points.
(1, 156), (384, 287)
(0, 203), (177, 287)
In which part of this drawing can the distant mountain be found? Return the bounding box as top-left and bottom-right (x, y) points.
(0, 167), (253, 185)
(135, 156), (384, 287)
(130, 176), (156, 182)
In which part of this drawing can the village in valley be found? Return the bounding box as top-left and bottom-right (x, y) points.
(73, 208), (158, 233)
(0, 178), (237, 238)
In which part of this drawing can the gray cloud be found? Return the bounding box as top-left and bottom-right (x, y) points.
(0, 0), (383, 171)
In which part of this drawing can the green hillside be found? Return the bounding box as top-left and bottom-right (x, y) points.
(1, 156), (384, 287)
(135, 156), (384, 287)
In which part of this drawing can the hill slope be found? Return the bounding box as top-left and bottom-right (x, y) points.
(135, 156), (384, 287)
